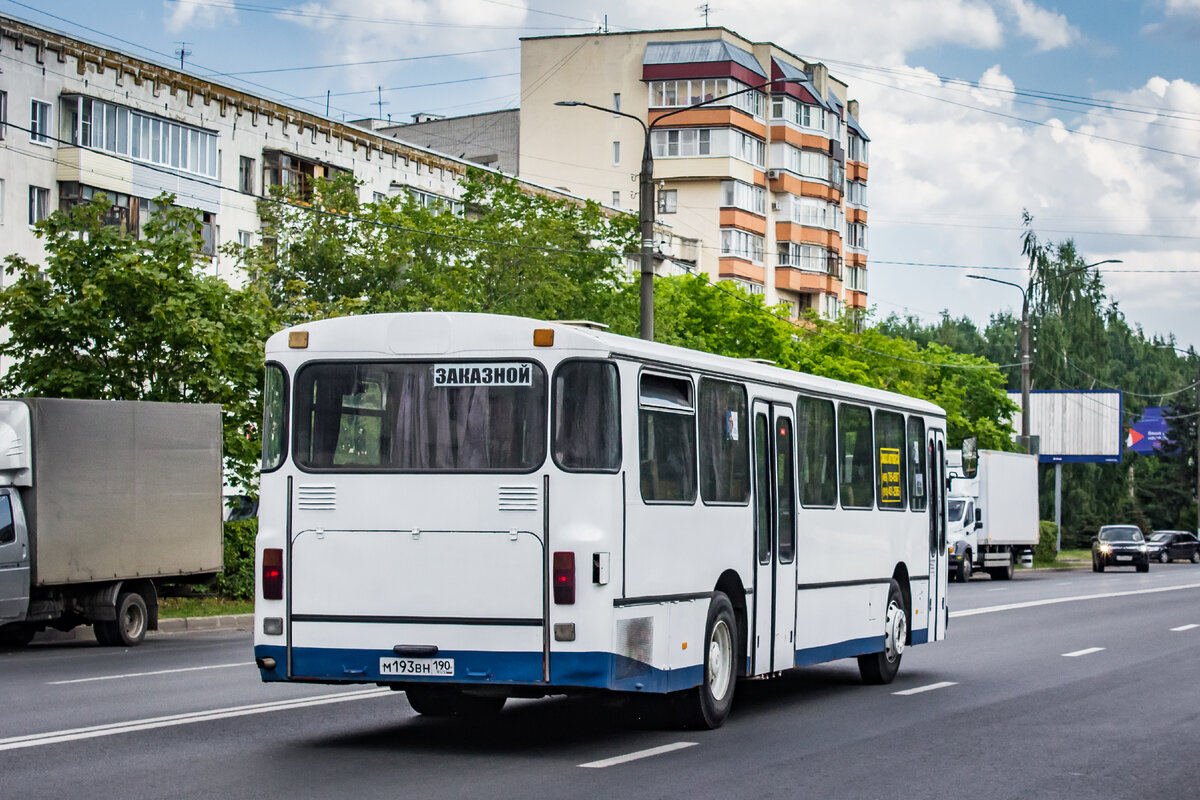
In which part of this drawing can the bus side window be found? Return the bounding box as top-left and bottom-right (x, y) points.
(698, 378), (749, 504)
(875, 410), (907, 510)
(638, 373), (697, 503)
(839, 403), (874, 509)
(553, 360), (621, 472)
(907, 417), (927, 510)
(796, 395), (837, 507)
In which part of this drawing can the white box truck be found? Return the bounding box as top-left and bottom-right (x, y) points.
(0, 399), (223, 646)
(945, 449), (1039, 581)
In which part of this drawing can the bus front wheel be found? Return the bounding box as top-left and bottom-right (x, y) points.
(858, 580), (906, 685)
(672, 592), (737, 729)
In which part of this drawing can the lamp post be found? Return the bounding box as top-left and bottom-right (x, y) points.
(557, 77), (797, 341)
(968, 258), (1122, 550)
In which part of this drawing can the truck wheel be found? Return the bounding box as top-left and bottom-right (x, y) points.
(671, 592), (737, 729)
(957, 556), (972, 583)
(858, 580), (906, 685)
(97, 592), (148, 647)
(989, 557), (1015, 581)
(0, 623), (36, 647)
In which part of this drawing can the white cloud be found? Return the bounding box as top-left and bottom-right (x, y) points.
(1165, 0), (1200, 16)
(970, 65), (1015, 107)
(1001, 0), (1080, 51)
(163, 0), (236, 33)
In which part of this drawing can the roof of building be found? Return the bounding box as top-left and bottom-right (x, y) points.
(847, 113), (870, 141)
(643, 38), (767, 78)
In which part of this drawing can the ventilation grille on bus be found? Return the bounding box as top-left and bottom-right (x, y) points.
(615, 617), (653, 679)
(498, 486), (539, 512)
(297, 484), (337, 510)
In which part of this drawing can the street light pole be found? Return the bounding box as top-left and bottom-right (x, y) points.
(557, 77), (798, 341)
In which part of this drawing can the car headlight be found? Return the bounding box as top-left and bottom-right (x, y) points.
(1099, 544), (1112, 554)
(1138, 544), (1147, 552)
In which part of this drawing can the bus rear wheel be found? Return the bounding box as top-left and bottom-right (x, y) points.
(672, 592), (737, 729)
(859, 580), (906, 685)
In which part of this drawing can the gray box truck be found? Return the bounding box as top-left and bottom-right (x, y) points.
(0, 398), (223, 646)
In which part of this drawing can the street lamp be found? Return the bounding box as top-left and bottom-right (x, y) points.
(968, 258), (1122, 550)
(557, 77), (798, 341)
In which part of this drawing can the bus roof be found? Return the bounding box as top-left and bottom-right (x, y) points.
(268, 312), (947, 418)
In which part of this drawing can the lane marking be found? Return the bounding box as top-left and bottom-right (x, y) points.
(952, 582), (1200, 618)
(48, 662), (249, 685)
(579, 741), (698, 768)
(1063, 647), (1105, 658)
(1171, 624), (1199, 632)
(893, 681), (957, 696)
(0, 688), (390, 751)
(986, 588), (1006, 593)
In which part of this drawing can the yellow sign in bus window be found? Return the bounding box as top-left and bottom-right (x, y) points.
(879, 447), (903, 505)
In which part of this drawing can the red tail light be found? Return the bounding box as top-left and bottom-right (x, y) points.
(262, 548), (283, 600)
(553, 551), (575, 605)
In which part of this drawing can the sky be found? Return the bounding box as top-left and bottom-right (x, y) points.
(6, 0), (1200, 354)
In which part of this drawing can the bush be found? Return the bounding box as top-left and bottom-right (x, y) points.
(1034, 520), (1059, 565)
(215, 519), (258, 600)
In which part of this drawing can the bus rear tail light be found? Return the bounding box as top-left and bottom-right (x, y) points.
(553, 551), (575, 604)
(262, 548), (283, 600)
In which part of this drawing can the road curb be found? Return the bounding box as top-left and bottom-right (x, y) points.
(33, 613), (254, 644)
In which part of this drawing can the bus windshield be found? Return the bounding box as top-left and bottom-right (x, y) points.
(293, 360), (546, 472)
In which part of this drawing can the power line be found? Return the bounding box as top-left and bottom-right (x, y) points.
(220, 47), (520, 77)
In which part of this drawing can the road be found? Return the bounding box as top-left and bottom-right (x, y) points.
(3, 565), (1199, 799)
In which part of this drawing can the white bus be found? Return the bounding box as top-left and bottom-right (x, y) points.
(254, 312), (949, 728)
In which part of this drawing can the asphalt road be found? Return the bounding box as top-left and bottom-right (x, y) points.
(3, 564), (1199, 799)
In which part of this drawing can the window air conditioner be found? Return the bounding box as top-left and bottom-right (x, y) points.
(766, 169), (781, 180)
(770, 201), (781, 212)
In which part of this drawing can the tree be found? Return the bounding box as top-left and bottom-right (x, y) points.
(0, 193), (272, 491)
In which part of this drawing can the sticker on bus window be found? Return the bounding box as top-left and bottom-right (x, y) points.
(725, 410), (739, 441)
(432, 362), (533, 387)
(879, 447), (903, 504)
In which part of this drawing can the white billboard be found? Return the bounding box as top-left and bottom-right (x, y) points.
(1007, 390), (1122, 463)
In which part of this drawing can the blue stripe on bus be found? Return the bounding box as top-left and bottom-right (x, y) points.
(793, 635), (884, 667)
(253, 644), (702, 693)
(911, 627), (929, 646)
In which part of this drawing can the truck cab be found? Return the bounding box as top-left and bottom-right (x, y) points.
(946, 494), (980, 582)
(0, 487), (32, 630)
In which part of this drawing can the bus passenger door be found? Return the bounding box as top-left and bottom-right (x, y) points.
(927, 430), (948, 641)
(751, 402), (798, 674)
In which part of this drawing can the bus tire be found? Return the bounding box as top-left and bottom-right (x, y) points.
(673, 592), (737, 729)
(404, 685), (505, 717)
(858, 580), (906, 685)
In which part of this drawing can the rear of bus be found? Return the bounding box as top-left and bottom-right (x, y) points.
(253, 313), (624, 699)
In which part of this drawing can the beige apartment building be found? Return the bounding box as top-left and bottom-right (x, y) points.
(519, 28), (870, 320)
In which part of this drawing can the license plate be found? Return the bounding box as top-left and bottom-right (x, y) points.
(380, 657), (455, 677)
(1116, 555), (1132, 561)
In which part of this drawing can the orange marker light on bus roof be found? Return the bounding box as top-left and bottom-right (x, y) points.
(288, 331), (309, 349)
(533, 328), (555, 347)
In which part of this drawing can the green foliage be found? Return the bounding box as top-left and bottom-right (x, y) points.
(214, 519), (258, 600)
(1034, 520), (1059, 565)
(0, 194), (272, 491)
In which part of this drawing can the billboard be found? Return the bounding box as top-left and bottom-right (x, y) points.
(1126, 406), (1175, 455)
(1007, 390), (1122, 463)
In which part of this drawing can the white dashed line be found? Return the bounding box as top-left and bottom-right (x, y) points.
(1062, 647), (1105, 658)
(1170, 624), (1199, 632)
(893, 681), (958, 696)
(579, 741), (698, 768)
(48, 662), (249, 685)
(952, 582), (1200, 618)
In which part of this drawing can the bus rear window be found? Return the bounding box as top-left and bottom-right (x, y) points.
(293, 361), (546, 472)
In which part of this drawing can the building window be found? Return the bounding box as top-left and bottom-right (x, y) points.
(649, 78), (766, 118)
(848, 265), (868, 292)
(822, 293), (840, 319)
(403, 185), (464, 216)
(651, 127), (764, 166)
(611, 191), (621, 208)
(612, 92), (621, 113)
(776, 144), (831, 182)
(720, 228), (764, 264)
(612, 140), (620, 166)
(778, 242), (828, 272)
(720, 180), (766, 215)
(846, 221), (868, 251)
(846, 180), (867, 207)
(238, 230), (254, 249)
(30, 100), (51, 145)
(63, 96), (218, 178)
(771, 96), (826, 132)
(0, 90), (7, 140)
(657, 189), (677, 214)
(263, 150), (348, 201)
(731, 279), (764, 295)
(239, 156), (256, 194)
(848, 134), (869, 163)
(28, 186), (49, 224)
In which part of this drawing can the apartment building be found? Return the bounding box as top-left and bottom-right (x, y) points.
(519, 28), (870, 319)
(0, 14), (518, 283)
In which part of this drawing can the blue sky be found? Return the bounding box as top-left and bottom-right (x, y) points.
(6, 1), (1200, 357)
